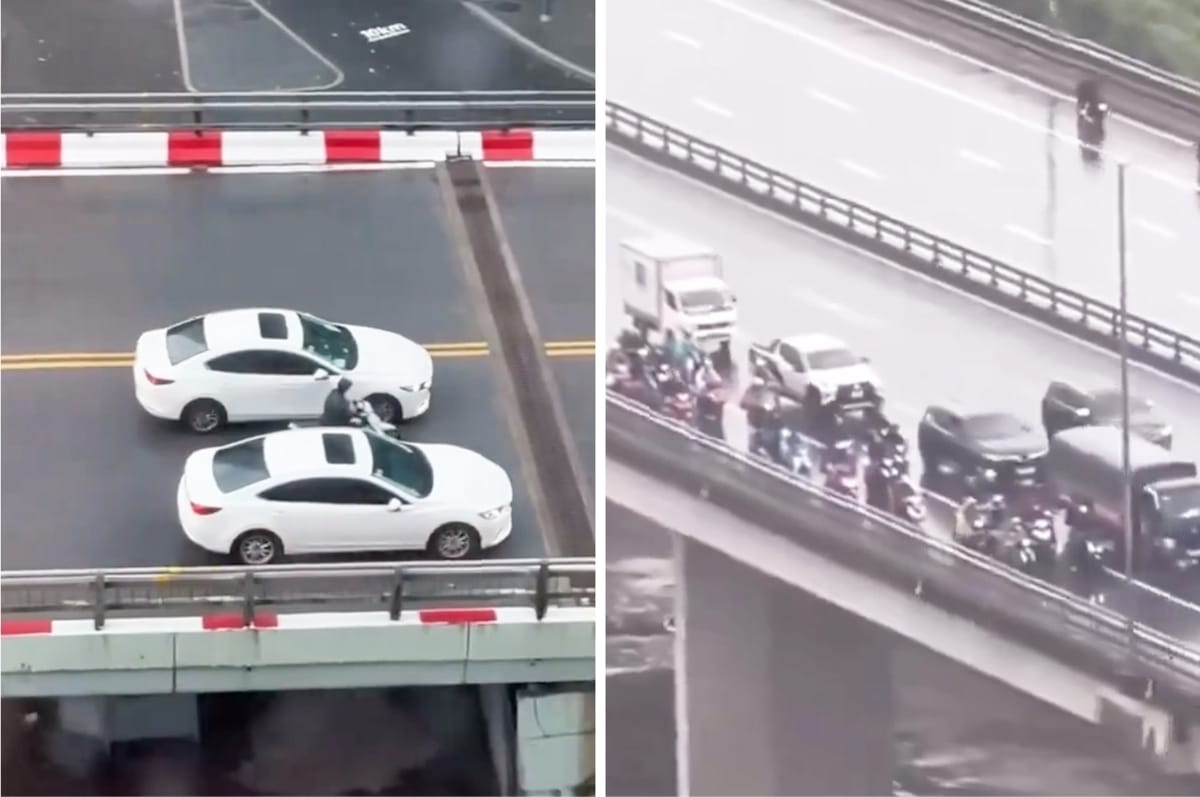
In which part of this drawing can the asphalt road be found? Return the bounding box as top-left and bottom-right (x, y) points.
(1, 0), (591, 94)
(0, 168), (591, 570)
(606, 147), (1200, 644)
(605, 488), (1200, 796)
(608, 0), (1200, 335)
(491, 167), (596, 487)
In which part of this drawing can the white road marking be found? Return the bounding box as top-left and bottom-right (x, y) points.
(608, 144), (1200, 397)
(608, 204), (657, 232)
(699, 0), (1193, 182)
(1133, 218), (1178, 240)
(792, 0), (1192, 148)
(664, 30), (702, 48)
(795, 290), (885, 329)
(486, 160), (596, 169)
(1004, 224), (1052, 247)
(839, 158), (883, 181)
(806, 88), (857, 112)
(692, 96), (734, 118)
(0, 167), (192, 178)
(957, 148), (1004, 172)
(207, 162), (435, 175)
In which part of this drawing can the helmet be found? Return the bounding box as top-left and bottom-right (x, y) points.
(337, 376), (353, 393)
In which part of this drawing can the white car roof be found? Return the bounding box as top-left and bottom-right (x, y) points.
(781, 333), (850, 353)
(200, 308), (304, 355)
(260, 427), (374, 479)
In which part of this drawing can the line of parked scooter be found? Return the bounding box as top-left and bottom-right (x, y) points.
(606, 332), (1093, 585)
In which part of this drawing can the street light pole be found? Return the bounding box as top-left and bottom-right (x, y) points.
(1116, 161), (1133, 582)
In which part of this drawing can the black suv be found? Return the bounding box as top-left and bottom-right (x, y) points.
(1041, 381), (1172, 449)
(918, 406), (1048, 491)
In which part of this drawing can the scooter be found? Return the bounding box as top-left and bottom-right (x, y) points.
(695, 382), (728, 440)
(778, 427), (815, 477)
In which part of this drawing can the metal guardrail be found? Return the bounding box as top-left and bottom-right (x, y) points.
(910, 0), (1200, 96)
(831, 0), (1200, 136)
(0, 91), (596, 132)
(606, 103), (1200, 387)
(0, 558), (596, 628)
(607, 392), (1200, 706)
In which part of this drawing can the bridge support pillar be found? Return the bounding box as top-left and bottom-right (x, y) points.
(676, 535), (894, 795)
(515, 684), (594, 795)
(46, 694), (199, 776)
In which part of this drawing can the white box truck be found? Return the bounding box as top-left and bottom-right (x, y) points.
(620, 235), (737, 368)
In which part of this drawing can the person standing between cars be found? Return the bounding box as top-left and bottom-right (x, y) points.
(320, 376), (356, 426)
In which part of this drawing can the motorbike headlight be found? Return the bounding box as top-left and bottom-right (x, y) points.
(981, 468), (998, 481)
(1086, 539), (1104, 554)
(1032, 526), (1053, 541)
(1158, 537), (1177, 550)
(478, 504), (510, 520)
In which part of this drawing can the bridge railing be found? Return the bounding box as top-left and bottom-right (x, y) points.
(0, 558), (596, 628)
(606, 103), (1200, 387)
(0, 91), (596, 132)
(608, 393), (1200, 705)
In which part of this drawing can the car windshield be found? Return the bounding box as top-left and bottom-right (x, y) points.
(1160, 485), (1200, 533)
(367, 432), (433, 498)
(963, 413), (1026, 439)
(166, 318), (207, 365)
(1090, 391), (1154, 420)
(807, 348), (859, 370)
(212, 437), (270, 493)
(679, 289), (732, 313)
(299, 313), (358, 370)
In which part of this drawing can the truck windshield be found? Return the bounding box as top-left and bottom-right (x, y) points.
(679, 289), (731, 313)
(1159, 485), (1200, 538)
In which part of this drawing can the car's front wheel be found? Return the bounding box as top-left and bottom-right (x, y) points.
(367, 394), (403, 424)
(428, 523), (481, 560)
(232, 530), (282, 566)
(182, 399), (226, 434)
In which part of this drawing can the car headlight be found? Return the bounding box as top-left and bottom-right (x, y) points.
(478, 504), (510, 520)
(981, 468), (998, 481)
(399, 381), (430, 393)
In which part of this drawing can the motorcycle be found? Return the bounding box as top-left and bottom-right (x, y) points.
(660, 387), (697, 424)
(778, 427), (815, 477)
(695, 380), (729, 440)
(822, 439), (861, 498)
(888, 476), (926, 524)
(1077, 103), (1108, 163)
(290, 399), (401, 439)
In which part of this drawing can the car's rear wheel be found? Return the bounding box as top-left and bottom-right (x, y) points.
(232, 530), (282, 566)
(428, 523), (481, 560)
(182, 399), (226, 434)
(367, 394), (403, 424)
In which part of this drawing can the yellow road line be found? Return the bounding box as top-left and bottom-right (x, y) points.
(0, 341), (595, 371)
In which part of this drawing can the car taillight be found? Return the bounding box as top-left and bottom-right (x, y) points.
(190, 502), (221, 516)
(144, 370), (174, 386)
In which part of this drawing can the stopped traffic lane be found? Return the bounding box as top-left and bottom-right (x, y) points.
(606, 147), (1200, 643)
(609, 0), (1200, 334)
(0, 169), (590, 569)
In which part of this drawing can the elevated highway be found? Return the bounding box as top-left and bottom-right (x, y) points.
(609, 0), (1200, 334)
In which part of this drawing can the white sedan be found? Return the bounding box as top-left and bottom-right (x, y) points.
(176, 426), (513, 564)
(133, 308), (433, 433)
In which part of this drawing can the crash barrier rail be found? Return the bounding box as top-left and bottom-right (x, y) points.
(0, 558), (596, 629)
(607, 392), (1200, 706)
(0, 91), (596, 133)
(606, 104), (1200, 387)
(846, 0), (1200, 133)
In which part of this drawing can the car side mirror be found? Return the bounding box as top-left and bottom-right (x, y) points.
(313, 368), (330, 381)
(386, 498), (403, 512)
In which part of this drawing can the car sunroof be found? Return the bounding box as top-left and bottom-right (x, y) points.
(321, 433), (357, 465)
(258, 312), (288, 340)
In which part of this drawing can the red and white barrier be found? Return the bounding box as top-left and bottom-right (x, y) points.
(0, 128), (595, 170)
(0, 606), (576, 636)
